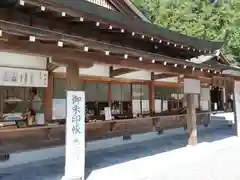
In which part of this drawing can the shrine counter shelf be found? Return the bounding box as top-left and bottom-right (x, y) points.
(85, 112), (211, 140)
(86, 111), (211, 124)
(0, 124), (65, 133)
(0, 124), (65, 154)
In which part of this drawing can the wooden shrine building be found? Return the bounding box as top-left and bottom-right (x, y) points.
(0, 0), (239, 154)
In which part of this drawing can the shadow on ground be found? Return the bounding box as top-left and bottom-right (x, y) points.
(0, 120), (234, 180)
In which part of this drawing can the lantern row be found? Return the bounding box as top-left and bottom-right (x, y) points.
(0, 28), (219, 74)
(18, 0), (212, 54)
(0, 27), (219, 74)
(28, 33), (219, 74)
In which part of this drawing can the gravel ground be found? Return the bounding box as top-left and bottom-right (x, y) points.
(0, 120), (236, 180)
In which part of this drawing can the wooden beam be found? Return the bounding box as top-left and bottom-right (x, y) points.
(152, 73), (177, 80)
(0, 38), (217, 78)
(47, 62), (59, 71)
(66, 62), (80, 90)
(109, 0), (141, 18)
(0, 19), (224, 72)
(149, 81), (155, 113)
(0, 8), (152, 53)
(44, 71), (53, 122)
(110, 67), (138, 77)
(186, 94), (197, 146)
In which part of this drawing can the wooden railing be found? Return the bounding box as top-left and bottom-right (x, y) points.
(86, 112), (210, 140)
(0, 112), (210, 153)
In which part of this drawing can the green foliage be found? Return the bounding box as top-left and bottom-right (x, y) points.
(134, 0), (240, 63)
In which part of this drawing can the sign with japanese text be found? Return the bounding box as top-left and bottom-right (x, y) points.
(62, 91), (85, 180)
(0, 67), (48, 87)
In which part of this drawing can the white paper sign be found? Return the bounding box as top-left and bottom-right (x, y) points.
(184, 78), (200, 94)
(132, 100), (141, 114)
(200, 100), (209, 111)
(52, 99), (66, 120)
(104, 107), (112, 120)
(154, 99), (162, 113)
(62, 91), (85, 180)
(0, 67), (48, 87)
(142, 100), (150, 113)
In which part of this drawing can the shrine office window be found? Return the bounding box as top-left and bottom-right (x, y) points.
(111, 83), (131, 115)
(0, 87), (44, 116)
(132, 84), (149, 114)
(96, 82), (109, 116)
(84, 81), (108, 116)
(155, 86), (185, 113)
(53, 77), (84, 99)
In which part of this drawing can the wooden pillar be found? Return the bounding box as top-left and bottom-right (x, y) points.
(108, 82), (112, 107)
(186, 94), (197, 146)
(149, 82), (155, 114)
(44, 71), (53, 122)
(66, 63), (79, 90)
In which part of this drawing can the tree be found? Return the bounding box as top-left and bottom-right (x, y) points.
(134, 0), (240, 63)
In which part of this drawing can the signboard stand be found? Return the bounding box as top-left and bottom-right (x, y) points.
(61, 91), (85, 180)
(234, 80), (240, 137)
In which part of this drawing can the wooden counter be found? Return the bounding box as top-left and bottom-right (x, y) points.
(0, 125), (65, 154)
(0, 112), (210, 154)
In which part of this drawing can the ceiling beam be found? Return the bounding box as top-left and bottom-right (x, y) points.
(0, 38), (220, 78)
(151, 73), (177, 80)
(0, 19), (226, 72)
(0, 8), (152, 53)
(47, 62), (59, 72)
(110, 66), (138, 77)
(109, 0), (134, 16)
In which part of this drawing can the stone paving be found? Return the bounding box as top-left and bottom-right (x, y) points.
(0, 121), (236, 180)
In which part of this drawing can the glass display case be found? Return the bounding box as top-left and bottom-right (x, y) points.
(132, 84), (149, 115)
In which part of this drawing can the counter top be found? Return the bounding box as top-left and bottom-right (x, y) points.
(0, 111), (212, 132)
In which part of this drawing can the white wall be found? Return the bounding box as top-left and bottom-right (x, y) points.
(53, 64), (110, 77)
(54, 64), (179, 83)
(80, 64), (109, 77)
(0, 52), (47, 69)
(116, 70), (151, 80)
(53, 66), (65, 73)
(155, 76), (178, 83)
